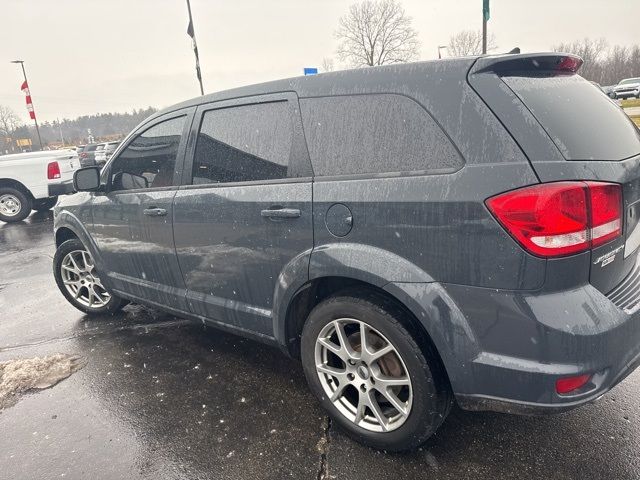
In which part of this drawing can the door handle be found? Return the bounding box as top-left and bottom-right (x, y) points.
(261, 207), (301, 219)
(143, 207), (167, 217)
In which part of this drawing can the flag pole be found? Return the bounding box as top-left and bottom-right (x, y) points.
(186, 0), (205, 96)
(11, 60), (43, 150)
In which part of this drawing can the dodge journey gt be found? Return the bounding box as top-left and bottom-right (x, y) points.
(53, 53), (640, 451)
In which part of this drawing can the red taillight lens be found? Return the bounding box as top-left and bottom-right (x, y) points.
(80, 152), (87, 158)
(555, 56), (583, 72)
(556, 374), (591, 395)
(47, 161), (61, 180)
(587, 182), (622, 248)
(486, 182), (622, 258)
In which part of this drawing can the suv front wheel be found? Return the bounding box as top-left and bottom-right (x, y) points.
(53, 238), (125, 314)
(301, 293), (452, 451)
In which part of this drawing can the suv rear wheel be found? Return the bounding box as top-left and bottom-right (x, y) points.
(0, 187), (32, 223)
(301, 293), (452, 451)
(53, 238), (125, 314)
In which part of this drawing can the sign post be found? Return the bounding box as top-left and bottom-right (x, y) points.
(482, 0), (490, 54)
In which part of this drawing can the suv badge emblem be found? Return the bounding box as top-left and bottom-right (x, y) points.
(593, 245), (624, 267)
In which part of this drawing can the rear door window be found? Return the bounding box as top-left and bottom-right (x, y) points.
(300, 94), (462, 176)
(192, 101), (293, 184)
(502, 74), (640, 161)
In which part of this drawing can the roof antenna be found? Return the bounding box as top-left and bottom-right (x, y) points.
(508, 47), (521, 54)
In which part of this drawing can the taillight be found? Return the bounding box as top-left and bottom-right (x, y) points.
(486, 181), (622, 258)
(47, 161), (61, 179)
(586, 182), (622, 247)
(80, 152), (87, 158)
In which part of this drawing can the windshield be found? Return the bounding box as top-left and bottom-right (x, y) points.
(503, 74), (640, 161)
(620, 78), (640, 85)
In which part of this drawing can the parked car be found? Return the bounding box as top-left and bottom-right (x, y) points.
(0, 149), (78, 222)
(602, 84), (617, 99)
(93, 143), (106, 166)
(613, 77), (640, 99)
(53, 53), (640, 451)
(78, 143), (100, 167)
(96, 141), (119, 165)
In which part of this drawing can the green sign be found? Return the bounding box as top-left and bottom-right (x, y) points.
(483, 0), (490, 21)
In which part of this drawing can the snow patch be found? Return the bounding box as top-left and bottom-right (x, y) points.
(0, 353), (84, 410)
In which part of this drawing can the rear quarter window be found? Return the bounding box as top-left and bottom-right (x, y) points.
(300, 94), (462, 176)
(502, 74), (640, 161)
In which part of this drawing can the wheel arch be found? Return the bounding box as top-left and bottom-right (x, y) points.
(274, 243), (436, 356)
(55, 226), (80, 247)
(281, 275), (454, 391)
(54, 212), (105, 273)
(0, 178), (33, 199)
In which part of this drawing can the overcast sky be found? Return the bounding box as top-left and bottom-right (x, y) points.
(1, 0), (638, 123)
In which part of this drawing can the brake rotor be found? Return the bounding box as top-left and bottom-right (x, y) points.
(349, 331), (403, 377)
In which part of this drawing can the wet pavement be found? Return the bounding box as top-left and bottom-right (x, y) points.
(1, 213), (640, 479)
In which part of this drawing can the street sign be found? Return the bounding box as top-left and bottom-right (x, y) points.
(16, 138), (32, 147)
(483, 0), (490, 21)
(303, 67), (318, 76)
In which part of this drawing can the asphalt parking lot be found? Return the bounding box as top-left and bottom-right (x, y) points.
(2, 214), (640, 479)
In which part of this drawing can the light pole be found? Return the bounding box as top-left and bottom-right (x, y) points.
(438, 45), (448, 59)
(56, 118), (65, 146)
(10, 60), (43, 150)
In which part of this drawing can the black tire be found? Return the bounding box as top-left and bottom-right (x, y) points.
(53, 238), (125, 315)
(0, 187), (32, 223)
(301, 292), (452, 451)
(33, 196), (58, 212)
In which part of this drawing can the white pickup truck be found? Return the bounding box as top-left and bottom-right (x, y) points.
(0, 149), (79, 223)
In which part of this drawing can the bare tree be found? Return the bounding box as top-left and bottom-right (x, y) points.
(552, 38), (608, 82)
(322, 57), (335, 72)
(447, 30), (497, 57)
(335, 0), (420, 67)
(605, 45), (631, 85)
(0, 105), (23, 153)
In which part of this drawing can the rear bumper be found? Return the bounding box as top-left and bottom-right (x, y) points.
(48, 181), (74, 196)
(387, 281), (640, 415)
(456, 348), (640, 415)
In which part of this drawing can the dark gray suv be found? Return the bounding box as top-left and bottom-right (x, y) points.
(53, 53), (640, 451)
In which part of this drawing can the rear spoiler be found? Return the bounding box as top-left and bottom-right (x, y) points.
(471, 53), (583, 75)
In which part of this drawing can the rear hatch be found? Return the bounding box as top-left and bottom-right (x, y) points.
(468, 53), (640, 299)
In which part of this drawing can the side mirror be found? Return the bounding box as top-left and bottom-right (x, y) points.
(113, 171), (149, 190)
(73, 167), (101, 192)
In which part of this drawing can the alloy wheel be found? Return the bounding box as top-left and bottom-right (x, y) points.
(314, 318), (413, 432)
(60, 249), (111, 308)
